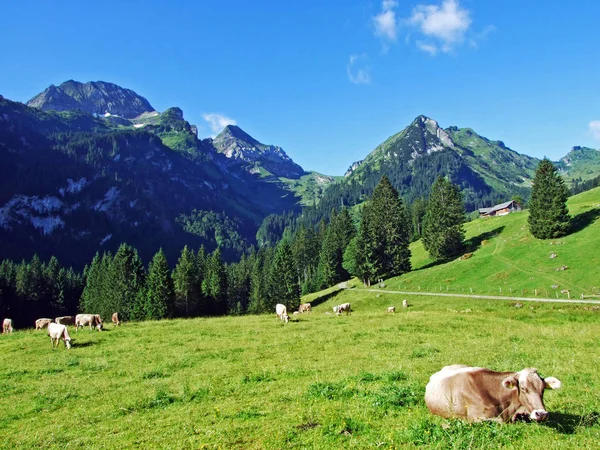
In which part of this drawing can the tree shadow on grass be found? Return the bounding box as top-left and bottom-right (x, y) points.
(570, 208), (600, 234)
(310, 289), (346, 308)
(543, 411), (599, 434)
(413, 226), (505, 272)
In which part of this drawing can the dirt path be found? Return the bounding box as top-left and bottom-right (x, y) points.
(359, 288), (600, 305)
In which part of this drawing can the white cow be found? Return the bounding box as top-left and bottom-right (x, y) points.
(35, 318), (53, 330)
(402, 300), (409, 308)
(112, 312), (120, 326)
(2, 318), (13, 333)
(48, 323), (72, 349)
(335, 303), (351, 316)
(275, 304), (289, 323)
(387, 306), (395, 313)
(75, 314), (103, 331)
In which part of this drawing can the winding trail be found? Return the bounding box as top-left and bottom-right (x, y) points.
(357, 288), (600, 305)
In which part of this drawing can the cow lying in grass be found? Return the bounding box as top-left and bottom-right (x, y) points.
(425, 365), (561, 423)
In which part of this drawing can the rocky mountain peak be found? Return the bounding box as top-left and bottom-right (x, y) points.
(27, 80), (155, 119)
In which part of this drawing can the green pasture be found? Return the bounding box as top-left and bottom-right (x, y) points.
(1, 289), (599, 449)
(386, 187), (600, 299)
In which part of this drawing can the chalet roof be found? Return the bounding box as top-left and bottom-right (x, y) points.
(478, 200), (516, 215)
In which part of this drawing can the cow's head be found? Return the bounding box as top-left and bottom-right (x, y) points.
(96, 323), (104, 331)
(65, 339), (72, 349)
(284, 314), (289, 323)
(502, 368), (561, 422)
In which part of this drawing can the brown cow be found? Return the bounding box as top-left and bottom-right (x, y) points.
(112, 312), (120, 326)
(55, 316), (75, 326)
(2, 318), (13, 333)
(35, 318), (53, 330)
(298, 303), (312, 313)
(425, 365), (562, 423)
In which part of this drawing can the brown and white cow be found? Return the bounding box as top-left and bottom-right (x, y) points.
(35, 318), (53, 330)
(55, 316), (75, 326)
(334, 303), (351, 316)
(48, 322), (72, 349)
(387, 306), (395, 313)
(425, 365), (562, 423)
(298, 303), (312, 313)
(75, 314), (103, 331)
(275, 304), (289, 323)
(2, 318), (13, 333)
(112, 312), (120, 326)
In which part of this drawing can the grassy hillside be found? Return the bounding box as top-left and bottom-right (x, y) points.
(1, 291), (599, 448)
(280, 172), (342, 206)
(383, 187), (600, 299)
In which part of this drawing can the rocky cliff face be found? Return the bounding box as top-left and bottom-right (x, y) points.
(27, 80), (155, 118)
(212, 125), (304, 179)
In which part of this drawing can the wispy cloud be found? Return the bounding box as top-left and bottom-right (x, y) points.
(347, 54), (371, 85)
(409, 0), (472, 54)
(373, 0), (398, 43)
(590, 121), (600, 141)
(202, 113), (237, 137)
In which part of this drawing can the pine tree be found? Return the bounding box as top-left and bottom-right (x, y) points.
(106, 244), (146, 321)
(268, 240), (301, 312)
(145, 249), (175, 320)
(422, 177), (466, 260)
(80, 252), (103, 314)
(203, 248), (228, 315)
(172, 245), (201, 317)
(528, 158), (571, 239)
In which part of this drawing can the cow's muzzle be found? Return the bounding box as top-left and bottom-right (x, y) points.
(530, 409), (549, 422)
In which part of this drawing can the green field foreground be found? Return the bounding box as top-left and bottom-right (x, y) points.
(1, 290), (600, 449)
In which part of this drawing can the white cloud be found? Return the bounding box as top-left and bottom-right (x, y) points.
(416, 41), (438, 55)
(202, 113), (237, 137)
(347, 54), (371, 85)
(590, 121), (600, 141)
(373, 0), (398, 42)
(409, 0), (472, 54)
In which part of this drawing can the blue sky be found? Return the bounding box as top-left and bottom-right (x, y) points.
(2, 1), (599, 175)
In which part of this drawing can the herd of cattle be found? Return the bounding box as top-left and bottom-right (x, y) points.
(2, 302), (563, 424)
(2, 313), (120, 349)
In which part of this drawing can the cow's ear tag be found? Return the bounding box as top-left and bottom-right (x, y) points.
(502, 377), (516, 389)
(544, 377), (562, 390)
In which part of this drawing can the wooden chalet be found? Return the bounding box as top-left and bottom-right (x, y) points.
(478, 200), (521, 218)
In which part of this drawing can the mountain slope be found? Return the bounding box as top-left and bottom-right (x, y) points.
(556, 146), (600, 185)
(212, 125), (304, 178)
(27, 80), (156, 118)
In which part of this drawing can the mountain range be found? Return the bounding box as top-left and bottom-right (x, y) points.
(1, 80), (599, 267)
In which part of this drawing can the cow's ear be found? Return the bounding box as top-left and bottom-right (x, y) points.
(544, 377), (562, 390)
(502, 376), (517, 390)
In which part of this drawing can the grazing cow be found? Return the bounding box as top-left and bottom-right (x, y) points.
(112, 312), (120, 326)
(335, 303), (351, 316)
(275, 304), (289, 323)
(75, 314), (103, 331)
(3, 318), (13, 333)
(48, 323), (72, 349)
(425, 365), (562, 423)
(55, 316), (75, 326)
(402, 300), (409, 308)
(387, 306), (395, 313)
(35, 318), (53, 330)
(298, 303), (312, 313)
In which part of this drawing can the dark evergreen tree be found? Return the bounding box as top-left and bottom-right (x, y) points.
(203, 247), (228, 315)
(145, 249), (175, 320)
(528, 158), (571, 239)
(291, 225), (319, 294)
(80, 252), (103, 315)
(227, 253), (252, 314)
(422, 177), (466, 260)
(410, 197), (428, 240)
(106, 243), (146, 321)
(268, 240), (301, 312)
(172, 245), (201, 317)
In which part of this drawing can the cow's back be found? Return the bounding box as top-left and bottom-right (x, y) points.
(425, 365), (483, 419)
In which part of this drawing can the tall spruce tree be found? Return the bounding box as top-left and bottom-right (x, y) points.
(422, 177), (466, 260)
(145, 249), (175, 320)
(528, 158), (571, 239)
(203, 248), (228, 315)
(269, 240), (301, 312)
(172, 245), (201, 317)
(106, 243), (146, 321)
(355, 176), (411, 285)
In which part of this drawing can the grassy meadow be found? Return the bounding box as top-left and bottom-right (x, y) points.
(1, 291), (600, 449)
(1, 188), (599, 449)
